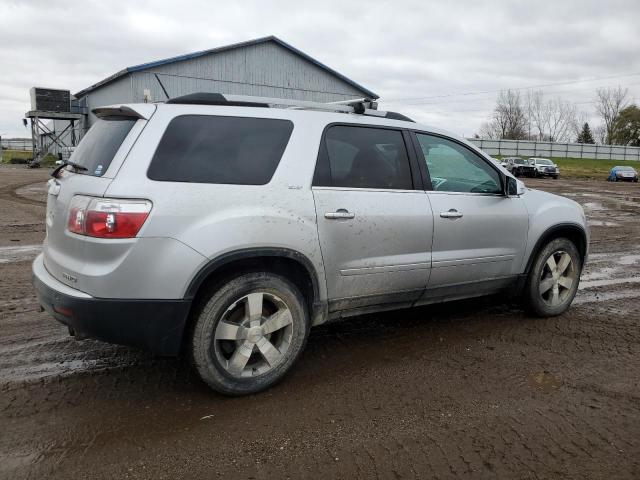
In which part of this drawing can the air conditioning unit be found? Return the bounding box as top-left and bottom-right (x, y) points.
(30, 87), (71, 112)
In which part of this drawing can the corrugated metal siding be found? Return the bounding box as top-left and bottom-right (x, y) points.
(130, 41), (367, 104)
(80, 76), (133, 126)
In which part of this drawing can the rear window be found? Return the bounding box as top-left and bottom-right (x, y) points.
(147, 115), (294, 185)
(71, 119), (136, 176)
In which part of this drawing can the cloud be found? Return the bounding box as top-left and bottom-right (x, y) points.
(1, 0), (639, 138)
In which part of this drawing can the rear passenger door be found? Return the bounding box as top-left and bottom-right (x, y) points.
(312, 125), (433, 312)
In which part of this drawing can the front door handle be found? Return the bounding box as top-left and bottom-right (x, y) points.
(325, 209), (355, 220)
(440, 209), (463, 219)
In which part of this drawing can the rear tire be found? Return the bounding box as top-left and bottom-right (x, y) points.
(191, 272), (310, 395)
(524, 238), (581, 317)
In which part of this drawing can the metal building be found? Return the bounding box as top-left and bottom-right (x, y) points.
(74, 35), (378, 128)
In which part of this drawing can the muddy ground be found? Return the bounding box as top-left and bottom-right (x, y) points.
(0, 165), (638, 479)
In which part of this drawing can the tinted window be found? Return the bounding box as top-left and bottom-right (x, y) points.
(71, 119), (136, 176)
(416, 134), (502, 194)
(148, 115), (293, 184)
(313, 126), (413, 189)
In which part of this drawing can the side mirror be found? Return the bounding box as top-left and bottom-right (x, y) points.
(505, 176), (525, 197)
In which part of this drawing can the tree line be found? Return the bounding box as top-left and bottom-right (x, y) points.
(476, 86), (640, 146)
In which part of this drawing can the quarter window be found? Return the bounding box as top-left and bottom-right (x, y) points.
(148, 115), (293, 185)
(415, 134), (502, 194)
(313, 126), (413, 190)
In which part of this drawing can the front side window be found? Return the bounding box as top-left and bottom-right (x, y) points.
(313, 126), (413, 190)
(148, 115), (293, 184)
(415, 134), (502, 194)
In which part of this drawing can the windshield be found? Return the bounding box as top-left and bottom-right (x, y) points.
(514, 159), (526, 164)
(617, 166), (634, 171)
(535, 159), (553, 165)
(69, 119), (136, 176)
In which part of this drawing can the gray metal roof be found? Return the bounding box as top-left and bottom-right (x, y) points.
(75, 36), (378, 99)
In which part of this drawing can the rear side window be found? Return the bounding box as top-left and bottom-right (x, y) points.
(313, 125), (413, 189)
(71, 119), (136, 176)
(147, 115), (293, 185)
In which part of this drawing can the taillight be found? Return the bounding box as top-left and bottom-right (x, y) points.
(66, 195), (152, 239)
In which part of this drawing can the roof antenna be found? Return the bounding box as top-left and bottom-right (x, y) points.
(154, 73), (170, 100)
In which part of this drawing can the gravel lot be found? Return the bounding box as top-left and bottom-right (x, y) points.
(1, 165), (639, 479)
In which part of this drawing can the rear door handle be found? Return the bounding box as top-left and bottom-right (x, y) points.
(325, 209), (355, 220)
(440, 209), (463, 219)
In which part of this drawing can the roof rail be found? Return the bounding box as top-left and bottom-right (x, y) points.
(165, 93), (413, 121)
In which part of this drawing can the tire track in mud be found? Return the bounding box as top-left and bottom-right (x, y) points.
(0, 180), (47, 207)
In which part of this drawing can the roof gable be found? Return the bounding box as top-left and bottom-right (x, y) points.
(75, 36), (377, 99)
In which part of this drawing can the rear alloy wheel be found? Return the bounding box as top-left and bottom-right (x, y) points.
(191, 272), (309, 395)
(525, 238), (581, 317)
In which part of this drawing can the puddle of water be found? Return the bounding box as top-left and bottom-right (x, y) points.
(588, 220), (620, 227)
(0, 244), (41, 264)
(1, 359), (103, 383)
(574, 288), (640, 306)
(579, 276), (640, 289)
(618, 254), (640, 266)
(581, 267), (619, 281)
(582, 202), (605, 211)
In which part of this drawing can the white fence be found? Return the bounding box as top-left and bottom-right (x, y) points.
(1, 138), (32, 151)
(468, 138), (640, 161)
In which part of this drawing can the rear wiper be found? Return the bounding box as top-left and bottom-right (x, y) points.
(51, 160), (88, 178)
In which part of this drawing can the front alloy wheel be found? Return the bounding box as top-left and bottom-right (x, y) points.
(525, 237), (581, 317)
(538, 251), (577, 307)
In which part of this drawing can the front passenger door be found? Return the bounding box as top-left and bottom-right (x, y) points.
(413, 133), (528, 290)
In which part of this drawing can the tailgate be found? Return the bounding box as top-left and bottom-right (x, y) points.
(43, 110), (150, 291)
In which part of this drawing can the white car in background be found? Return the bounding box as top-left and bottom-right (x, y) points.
(529, 158), (559, 179)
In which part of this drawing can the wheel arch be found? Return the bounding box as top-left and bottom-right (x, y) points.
(524, 223), (588, 274)
(185, 248), (326, 326)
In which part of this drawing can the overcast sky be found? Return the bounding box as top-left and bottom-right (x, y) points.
(1, 0), (639, 138)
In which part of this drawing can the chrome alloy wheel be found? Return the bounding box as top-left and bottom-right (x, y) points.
(538, 250), (576, 306)
(213, 292), (294, 378)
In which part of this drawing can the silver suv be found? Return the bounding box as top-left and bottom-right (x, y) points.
(32, 93), (588, 395)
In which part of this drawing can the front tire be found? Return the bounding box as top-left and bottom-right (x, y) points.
(524, 238), (581, 317)
(191, 272), (310, 395)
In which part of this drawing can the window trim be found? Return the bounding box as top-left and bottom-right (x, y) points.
(146, 114), (294, 185)
(410, 130), (505, 195)
(312, 122), (423, 191)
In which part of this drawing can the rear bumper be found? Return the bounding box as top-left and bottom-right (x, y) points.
(32, 253), (191, 355)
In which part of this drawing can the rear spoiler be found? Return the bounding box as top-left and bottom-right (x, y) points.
(92, 104), (156, 120)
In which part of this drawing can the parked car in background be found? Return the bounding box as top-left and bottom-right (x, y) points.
(607, 166), (639, 182)
(32, 93), (588, 395)
(529, 158), (559, 179)
(502, 157), (537, 177)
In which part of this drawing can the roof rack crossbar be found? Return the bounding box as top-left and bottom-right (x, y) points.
(164, 93), (404, 120)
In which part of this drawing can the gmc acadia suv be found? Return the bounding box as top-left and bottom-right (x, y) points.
(32, 93), (588, 395)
